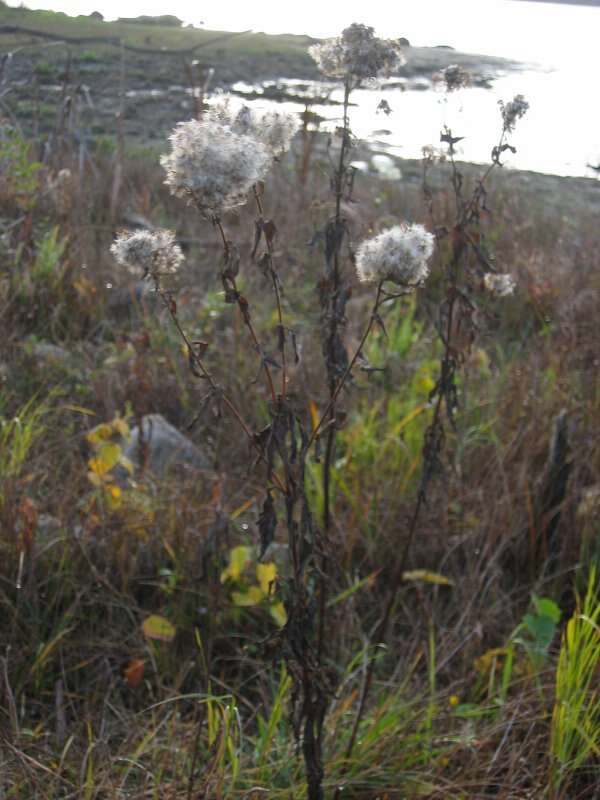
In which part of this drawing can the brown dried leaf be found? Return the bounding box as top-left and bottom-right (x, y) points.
(123, 659), (145, 688)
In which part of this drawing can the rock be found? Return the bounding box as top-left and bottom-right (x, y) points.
(29, 341), (72, 365)
(121, 414), (209, 478)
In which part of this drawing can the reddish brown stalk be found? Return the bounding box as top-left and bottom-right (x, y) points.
(252, 185), (288, 402)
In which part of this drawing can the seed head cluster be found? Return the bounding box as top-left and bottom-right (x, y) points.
(500, 94), (529, 132)
(355, 224), (435, 287)
(309, 23), (405, 81)
(439, 64), (471, 92)
(483, 272), (516, 297)
(110, 229), (184, 279)
(205, 98), (300, 158)
(160, 119), (271, 215)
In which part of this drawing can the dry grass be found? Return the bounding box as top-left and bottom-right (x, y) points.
(0, 93), (599, 799)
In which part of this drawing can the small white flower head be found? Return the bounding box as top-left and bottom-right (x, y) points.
(500, 94), (529, 132)
(48, 168), (74, 215)
(422, 144), (446, 165)
(483, 272), (516, 297)
(205, 98), (300, 158)
(160, 118), (271, 214)
(438, 64), (471, 92)
(110, 229), (184, 279)
(309, 23), (405, 81)
(355, 224), (435, 287)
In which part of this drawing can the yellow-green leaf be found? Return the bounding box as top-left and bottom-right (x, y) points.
(113, 417), (130, 438)
(105, 483), (122, 510)
(402, 570), (454, 587)
(269, 602), (287, 627)
(231, 586), (264, 607)
(256, 562), (277, 596)
(141, 615), (176, 643)
(86, 423), (113, 446)
(220, 545), (253, 584)
(88, 442), (122, 476)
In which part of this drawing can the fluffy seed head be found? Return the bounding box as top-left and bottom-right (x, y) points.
(500, 94), (529, 132)
(355, 224), (435, 287)
(205, 98), (300, 158)
(110, 229), (184, 279)
(483, 272), (516, 297)
(160, 119), (271, 214)
(309, 23), (405, 80)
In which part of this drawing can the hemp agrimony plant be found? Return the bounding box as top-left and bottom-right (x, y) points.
(110, 24), (528, 799)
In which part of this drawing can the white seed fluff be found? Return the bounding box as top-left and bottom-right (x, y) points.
(309, 23), (405, 80)
(205, 98), (300, 158)
(160, 119), (271, 214)
(483, 272), (516, 297)
(355, 224), (435, 287)
(110, 229), (184, 278)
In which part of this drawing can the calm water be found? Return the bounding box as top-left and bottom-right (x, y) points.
(235, 0), (600, 177)
(221, 0), (600, 177)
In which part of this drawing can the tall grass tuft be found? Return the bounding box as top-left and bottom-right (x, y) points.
(549, 567), (600, 798)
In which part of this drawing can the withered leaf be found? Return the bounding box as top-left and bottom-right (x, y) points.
(263, 220), (277, 248)
(192, 340), (209, 358)
(257, 252), (270, 277)
(373, 312), (387, 339)
(251, 219), (263, 260)
(325, 219), (345, 267)
(289, 328), (300, 364)
(222, 243), (240, 279)
(440, 132), (465, 147)
(123, 659), (145, 688)
(277, 324), (285, 353)
(258, 491), (277, 560)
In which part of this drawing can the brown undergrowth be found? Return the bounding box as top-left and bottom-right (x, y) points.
(1, 71), (599, 799)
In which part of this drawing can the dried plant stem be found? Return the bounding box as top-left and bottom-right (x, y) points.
(252, 185), (287, 401)
(317, 77), (353, 664)
(309, 281), (384, 450)
(212, 215), (278, 407)
(322, 76), (352, 533)
(344, 227), (464, 766)
(156, 287), (287, 496)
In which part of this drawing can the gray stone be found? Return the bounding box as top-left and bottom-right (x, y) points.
(121, 413), (209, 478)
(30, 341), (72, 364)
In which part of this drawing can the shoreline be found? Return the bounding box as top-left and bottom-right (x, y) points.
(0, 6), (524, 144)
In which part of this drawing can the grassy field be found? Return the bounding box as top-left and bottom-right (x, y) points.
(1, 12), (600, 800)
(0, 3), (315, 55)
